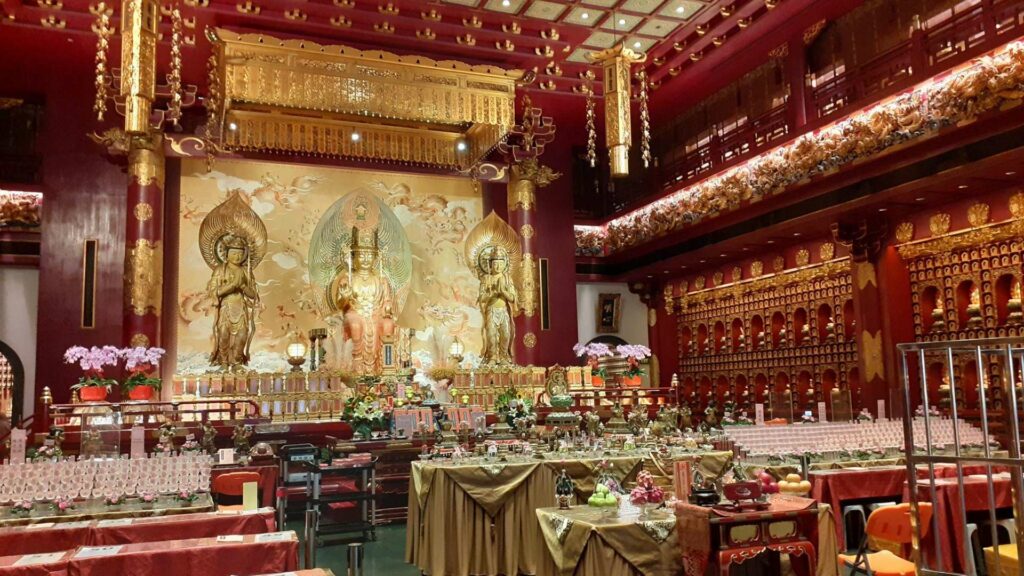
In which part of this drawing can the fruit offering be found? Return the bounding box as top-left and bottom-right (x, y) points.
(758, 471), (780, 494)
(629, 470), (665, 506)
(777, 473), (812, 495)
(588, 483), (620, 507)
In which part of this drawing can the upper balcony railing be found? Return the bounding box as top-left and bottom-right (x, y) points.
(575, 1), (1024, 220)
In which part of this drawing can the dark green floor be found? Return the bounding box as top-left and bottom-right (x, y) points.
(289, 521), (419, 575)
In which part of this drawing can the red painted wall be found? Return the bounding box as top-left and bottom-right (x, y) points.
(0, 28), (128, 403)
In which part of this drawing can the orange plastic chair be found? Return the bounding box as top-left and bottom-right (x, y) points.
(838, 502), (933, 576)
(212, 471), (260, 511)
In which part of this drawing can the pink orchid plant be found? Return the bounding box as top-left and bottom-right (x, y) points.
(174, 490), (199, 504)
(616, 344), (652, 378)
(11, 500), (33, 515)
(573, 342), (615, 377)
(140, 492), (157, 504)
(120, 346), (166, 394)
(52, 496), (76, 513)
(63, 346), (120, 391)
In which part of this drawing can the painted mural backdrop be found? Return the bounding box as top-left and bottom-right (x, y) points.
(176, 158), (482, 374)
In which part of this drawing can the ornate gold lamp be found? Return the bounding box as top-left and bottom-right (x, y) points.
(588, 43), (646, 177)
(286, 332), (308, 372)
(449, 337), (465, 364)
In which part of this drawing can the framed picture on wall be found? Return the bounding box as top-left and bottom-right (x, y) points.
(596, 293), (621, 333)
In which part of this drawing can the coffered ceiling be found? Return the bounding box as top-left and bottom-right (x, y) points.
(2, 0), (825, 99)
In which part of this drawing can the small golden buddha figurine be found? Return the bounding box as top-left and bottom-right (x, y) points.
(931, 300), (947, 332)
(966, 285), (984, 328)
(1008, 280), (1023, 323)
(825, 316), (837, 343)
(800, 323), (811, 344)
(737, 328), (747, 351)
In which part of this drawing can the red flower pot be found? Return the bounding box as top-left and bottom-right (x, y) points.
(622, 375), (642, 388)
(591, 375), (604, 387)
(128, 385), (155, 401)
(79, 387), (108, 402)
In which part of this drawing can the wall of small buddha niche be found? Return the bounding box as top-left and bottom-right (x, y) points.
(895, 189), (1024, 412)
(652, 186), (1024, 421)
(658, 240), (858, 421)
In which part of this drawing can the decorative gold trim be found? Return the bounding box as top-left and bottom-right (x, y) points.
(678, 258), (850, 308)
(967, 203), (990, 227)
(895, 222), (914, 243)
(134, 202), (154, 222)
(819, 242), (835, 261)
(861, 330), (884, 381)
(128, 133), (165, 187)
(750, 261), (763, 277)
(897, 213), (1024, 259)
(856, 261), (877, 290)
(521, 253), (537, 317)
(795, 248), (810, 267)
(125, 238), (163, 316)
(929, 213), (951, 236)
(523, 332), (537, 348)
(520, 224), (535, 239)
(131, 333), (151, 347)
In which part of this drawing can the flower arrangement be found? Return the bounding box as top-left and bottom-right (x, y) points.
(427, 367), (457, 383)
(629, 471), (664, 507)
(153, 442), (175, 455)
(595, 459), (624, 494)
(10, 500), (33, 515)
(615, 344), (652, 378)
(343, 397), (387, 439)
(857, 408), (873, 422)
(64, 346), (119, 393)
(139, 492), (158, 505)
(120, 346), (165, 397)
(180, 439), (201, 453)
(28, 444), (62, 462)
(573, 342), (614, 379)
(52, 496), (76, 513)
(104, 494), (126, 507)
(174, 490), (199, 504)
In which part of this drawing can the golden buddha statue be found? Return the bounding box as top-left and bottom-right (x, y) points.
(1009, 280), (1023, 323)
(199, 191), (268, 371)
(465, 212), (521, 365)
(309, 191), (412, 375)
(329, 227), (397, 374)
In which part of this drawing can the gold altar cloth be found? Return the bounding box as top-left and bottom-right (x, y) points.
(406, 455), (643, 576)
(536, 506), (680, 576)
(0, 494), (214, 527)
(646, 450), (733, 490)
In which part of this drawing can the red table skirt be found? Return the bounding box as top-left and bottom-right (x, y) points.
(212, 464), (279, 508)
(0, 510), (276, 556)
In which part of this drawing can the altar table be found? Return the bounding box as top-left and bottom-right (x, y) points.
(676, 495), (838, 576)
(535, 506), (679, 576)
(405, 455), (644, 576)
(0, 508), (277, 556)
(0, 494), (215, 528)
(66, 531), (299, 576)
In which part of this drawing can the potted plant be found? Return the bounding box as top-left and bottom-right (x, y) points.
(138, 492), (158, 509)
(10, 500), (33, 516)
(64, 346), (119, 402)
(573, 342), (614, 386)
(342, 396), (387, 441)
(104, 494), (126, 509)
(28, 444), (62, 462)
(52, 496), (76, 515)
(616, 344), (651, 387)
(174, 490), (199, 507)
(120, 346), (166, 401)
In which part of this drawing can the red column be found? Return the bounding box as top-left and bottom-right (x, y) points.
(123, 133), (165, 349)
(786, 37), (810, 130)
(509, 165), (539, 364)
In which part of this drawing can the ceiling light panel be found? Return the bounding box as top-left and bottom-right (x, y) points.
(523, 0), (568, 20)
(565, 7), (606, 27)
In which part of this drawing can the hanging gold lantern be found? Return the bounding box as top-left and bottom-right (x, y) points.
(119, 0), (161, 134)
(588, 43), (645, 177)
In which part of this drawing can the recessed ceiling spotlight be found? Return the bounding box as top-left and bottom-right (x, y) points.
(580, 11), (589, 19)
(646, 274), (653, 278)
(958, 184), (968, 189)
(766, 240), (775, 244)
(618, 18), (626, 25)
(742, 247), (750, 251)
(793, 232), (801, 237)
(633, 41), (642, 49)
(878, 207), (887, 212)
(699, 259), (706, 263)
(916, 197), (926, 201)
(675, 5), (685, 13)
(663, 270), (670, 274)
(1007, 171), (1017, 176)
(719, 253), (727, 257)
(351, 132), (361, 142)
(502, 0), (510, 6)
(456, 140), (467, 152)
(228, 122), (238, 131)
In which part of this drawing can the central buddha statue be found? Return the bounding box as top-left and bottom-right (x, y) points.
(329, 226), (397, 374)
(309, 190), (411, 375)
